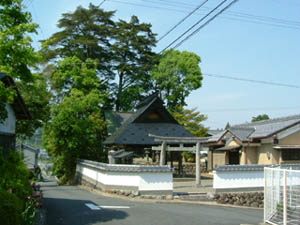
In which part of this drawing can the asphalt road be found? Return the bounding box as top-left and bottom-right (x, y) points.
(41, 180), (263, 225)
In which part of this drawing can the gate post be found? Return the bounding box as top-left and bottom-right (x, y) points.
(196, 142), (201, 187)
(160, 141), (166, 166)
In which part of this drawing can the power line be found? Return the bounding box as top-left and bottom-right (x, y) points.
(158, 0), (209, 42)
(203, 73), (300, 89)
(160, 0), (229, 53)
(201, 106), (300, 113)
(172, 0), (240, 49)
(107, 0), (300, 31)
(98, 0), (106, 7)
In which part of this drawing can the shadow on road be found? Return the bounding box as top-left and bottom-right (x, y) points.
(43, 198), (128, 225)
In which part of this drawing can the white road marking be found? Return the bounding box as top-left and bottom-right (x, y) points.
(85, 203), (130, 210)
(85, 203), (101, 210)
(100, 206), (130, 209)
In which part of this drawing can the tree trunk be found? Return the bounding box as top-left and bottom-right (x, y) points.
(116, 71), (123, 111)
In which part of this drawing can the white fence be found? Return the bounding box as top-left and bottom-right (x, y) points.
(264, 167), (300, 225)
(76, 160), (173, 195)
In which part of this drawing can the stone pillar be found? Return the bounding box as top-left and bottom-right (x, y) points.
(196, 142), (201, 187)
(160, 141), (166, 166)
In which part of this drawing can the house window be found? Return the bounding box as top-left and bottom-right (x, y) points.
(282, 149), (300, 161)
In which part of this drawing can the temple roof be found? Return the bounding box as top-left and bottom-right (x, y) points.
(104, 95), (193, 146)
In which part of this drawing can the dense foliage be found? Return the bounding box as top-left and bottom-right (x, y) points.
(41, 4), (157, 112)
(0, 190), (23, 225)
(0, 0), (39, 121)
(43, 57), (107, 184)
(151, 49), (203, 110)
(16, 73), (51, 138)
(172, 106), (208, 137)
(0, 149), (32, 201)
(172, 107), (208, 162)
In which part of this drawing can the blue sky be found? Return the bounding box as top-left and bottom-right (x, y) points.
(25, 0), (300, 129)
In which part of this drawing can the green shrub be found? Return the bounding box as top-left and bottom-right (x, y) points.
(0, 148), (32, 202)
(0, 190), (23, 225)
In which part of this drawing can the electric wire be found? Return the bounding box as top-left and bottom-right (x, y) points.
(160, 0), (229, 53)
(203, 73), (300, 89)
(98, 0), (106, 7)
(172, 0), (239, 49)
(107, 0), (300, 30)
(158, 0), (209, 42)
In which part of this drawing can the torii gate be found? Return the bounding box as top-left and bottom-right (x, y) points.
(149, 134), (209, 187)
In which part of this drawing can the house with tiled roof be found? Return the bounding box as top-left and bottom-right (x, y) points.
(0, 73), (31, 154)
(207, 115), (300, 170)
(104, 94), (193, 154)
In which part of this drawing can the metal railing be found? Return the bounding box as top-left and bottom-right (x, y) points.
(264, 167), (300, 225)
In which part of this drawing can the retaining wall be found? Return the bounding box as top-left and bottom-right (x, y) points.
(76, 160), (173, 195)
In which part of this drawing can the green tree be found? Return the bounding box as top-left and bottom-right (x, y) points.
(112, 16), (157, 111)
(16, 74), (51, 138)
(225, 122), (231, 129)
(41, 5), (158, 112)
(0, 0), (39, 121)
(172, 106), (208, 137)
(43, 57), (108, 184)
(252, 114), (270, 122)
(151, 49), (203, 110)
(41, 4), (115, 78)
(172, 107), (208, 163)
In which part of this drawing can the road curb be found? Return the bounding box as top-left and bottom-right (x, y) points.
(78, 185), (263, 210)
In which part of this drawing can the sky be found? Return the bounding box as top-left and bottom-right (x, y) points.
(24, 0), (300, 129)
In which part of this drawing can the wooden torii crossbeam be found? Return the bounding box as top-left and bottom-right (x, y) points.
(149, 134), (209, 187)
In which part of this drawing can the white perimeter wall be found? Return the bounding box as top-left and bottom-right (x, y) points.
(77, 163), (173, 192)
(213, 170), (264, 190)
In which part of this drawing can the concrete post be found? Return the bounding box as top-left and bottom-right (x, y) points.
(196, 142), (201, 187)
(34, 149), (40, 172)
(160, 141), (166, 166)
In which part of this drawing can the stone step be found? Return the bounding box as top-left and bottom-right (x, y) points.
(174, 192), (214, 201)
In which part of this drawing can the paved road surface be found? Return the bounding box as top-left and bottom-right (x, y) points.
(41, 179), (263, 225)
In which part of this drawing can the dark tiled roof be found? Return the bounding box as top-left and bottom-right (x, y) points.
(135, 93), (159, 109)
(105, 111), (133, 134)
(232, 114), (300, 138)
(215, 164), (300, 172)
(208, 129), (224, 136)
(78, 159), (173, 173)
(229, 127), (255, 141)
(104, 95), (189, 146)
(209, 114), (300, 143)
(208, 130), (227, 142)
(105, 123), (193, 145)
(214, 145), (240, 151)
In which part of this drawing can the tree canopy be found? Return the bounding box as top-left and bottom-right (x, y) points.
(41, 4), (158, 112)
(151, 49), (203, 110)
(16, 73), (51, 138)
(0, 0), (39, 121)
(43, 57), (108, 184)
(252, 114), (270, 122)
(172, 106), (208, 137)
